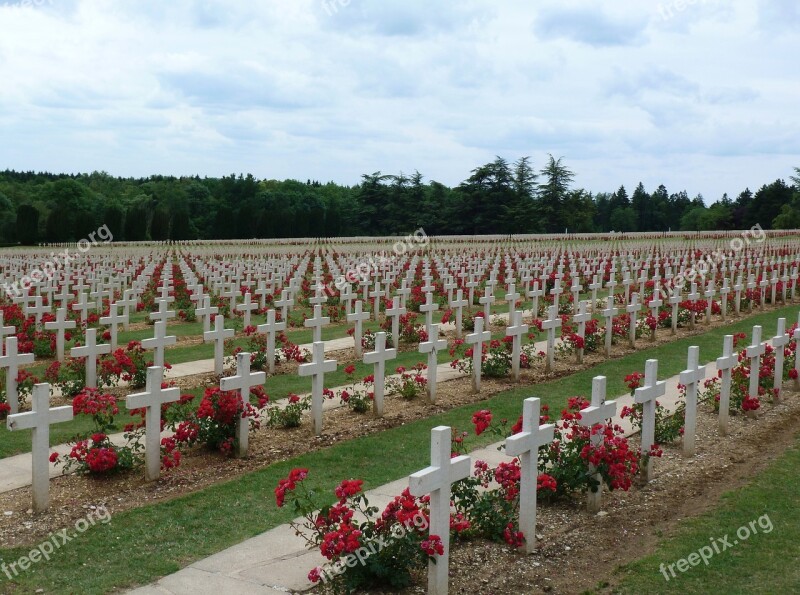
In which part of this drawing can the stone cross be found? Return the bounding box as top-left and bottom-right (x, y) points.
(505, 282), (520, 312)
(588, 275), (602, 312)
(221, 352), (266, 455)
(647, 284), (663, 341)
(274, 289), (292, 324)
(669, 285), (681, 335)
(44, 307), (75, 362)
(195, 295), (219, 334)
(601, 296), (618, 357)
(550, 277), (563, 307)
(363, 331), (396, 417)
(409, 426), (471, 595)
(573, 300), (591, 364)
(687, 283), (700, 329)
(478, 286), (495, 322)
(71, 291), (95, 324)
(634, 359), (666, 482)
(0, 312), (14, 356)
(506, 310), (530, 381)
(126, 366), (180, 481)
(679, 346), (706, 457)
(772, 319), (789, 401)
(347, 300), (370, 358)
(142, 319), (177, 369)
(626, 292), (641, 347)
(70, 328), (111, 389)
(6, 383), (72, 511)
(204, 315), (234, 375)
(733, 275), (743, 316)
(449, 289), (468, 339)
(369, 282), (385, 321)
(570, 278), (582, 313)
(465, 316), (491, 393)
(703, 281), (715, 326)
(746, 326), (765, 404)
(304, 304), (330, 344)
(719, 279), (730, 321)
(257, 309), (285, 375)
(716, 335), (737, 436)
(505, 397), (554, 553)
(419, 324), (447, 403)
(541, 304), (561, 374)
(117, 290), (136, 332)
(578, 376), (617, 512)
(0, 337), (35, 415)
(25, 296), (49, 330)
(527, 281), (544, 318)
(385, 296), (406, 348)
(236, 292), (259, 328)
(420, 291), (440, 336)
(99, 301), (128, 351)
(298, 341), (337, 436)
(149, 298), (176, 324)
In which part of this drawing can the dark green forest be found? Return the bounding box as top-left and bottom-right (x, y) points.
(0, 157), (798, 244)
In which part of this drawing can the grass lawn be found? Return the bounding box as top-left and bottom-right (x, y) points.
(609, 437), (800, 594)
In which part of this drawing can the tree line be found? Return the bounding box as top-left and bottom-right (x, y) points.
(0, 157), (797, 244)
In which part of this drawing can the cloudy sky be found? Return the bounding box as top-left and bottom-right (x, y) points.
(0, 0), (798, 202)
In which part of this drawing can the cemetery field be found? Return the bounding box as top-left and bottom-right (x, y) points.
(1, 233), (799, 594)
(0, 302), (797, 593)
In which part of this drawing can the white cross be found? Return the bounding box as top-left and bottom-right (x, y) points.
(0, 312), (14, 356)
(341, 284), (356, 315)
(257, 309), (286, 375)
(386, 296), (406, 348)
(70, 328), (111, 389)
(578, 376), (617, 512)
(476, 285), (495, 323)
(117, 289), (137, 331)
(347, 300), (370, 358)
(541, 305), (561, 374)
(550, 277), (563, 306)
(274, 289), (293, 324)
(679, 345), (706, 457)
(195, 295), (219, 334)
(44, 307), (76, 362)
(703, 281), (715, 325)
(572, 300), (591, 364)
(419, 324), (447, 403)
(7, 383), (72, 511)
(221, 352), (267, 455)
(668, 285), (681, 334)
(0, 337), (35, 415)
(420, 291), (440, 336)
(369, 281), (385, 321)
(733, 275), (744, 315)
(204, 315), (234, 375)
(772, 319), (790, 399)
(505, 282), (520, 311)
(142, 319), (177, 369)
(304, 304), (330, 344)
(465, 316), (491, 393)
(716, 335), (737, 436)
(54, 283), (73, 309)
(363, 331), (397, 417)
(149, 298), (176, 324)
(719, 279), (730, 321)
(99, 302), (128, 351)
(634, 359), (666, 481)
(746, 325), (766, 402)
(236, 292), (259, 328)
(601, 296), (618, 357)
(527, 281), (544, 318)
(71, 291), (95, 323)
(126, 366), (180, 481)
(505, 397), (554, 553)
(25, 295), (49, 329)
(588, 275), (602, 312)
(298, 341), (337, 436)
(505, 310), (530, 382)
(448, 289), (468, 339)
(409, 426), (471, 595)
(626, 292), (641, 346)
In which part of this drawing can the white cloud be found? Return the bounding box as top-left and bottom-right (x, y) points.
(0, 0), (796, 203)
